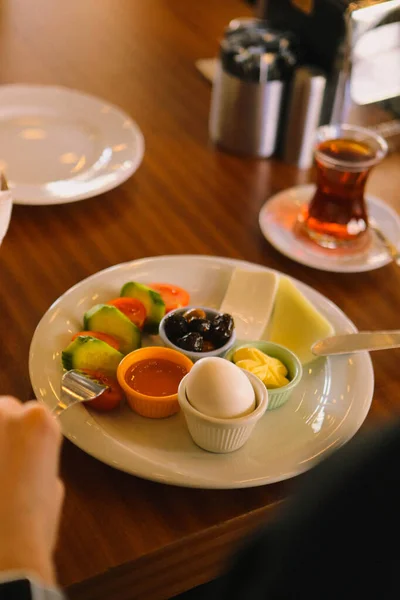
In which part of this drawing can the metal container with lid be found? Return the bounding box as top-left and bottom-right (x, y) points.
(209, 19), (298, 157)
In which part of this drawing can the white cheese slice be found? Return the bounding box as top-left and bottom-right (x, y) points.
(269, 277), (334, 364)
(220, 269), (279, 341)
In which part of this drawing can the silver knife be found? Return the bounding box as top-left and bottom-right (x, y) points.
(312, 330), (400, 356)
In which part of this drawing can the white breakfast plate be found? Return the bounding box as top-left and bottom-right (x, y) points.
(259, 184), (400, 273)
(0, 85), (144, 205)
(29, 255), (374, 489)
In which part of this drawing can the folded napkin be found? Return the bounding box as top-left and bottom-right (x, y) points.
(0, 175), (13, 246)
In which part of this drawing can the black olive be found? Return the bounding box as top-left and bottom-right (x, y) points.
(183, 308), (207, 322)
(164, 314), (188, 341)
(202, 340), (215, 352)
(176, 332), (204, 352)
(210, 313), (234, 347)
(187, 318), (211, 336)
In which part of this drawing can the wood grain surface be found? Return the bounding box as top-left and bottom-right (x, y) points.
(0, 1), (399, 599)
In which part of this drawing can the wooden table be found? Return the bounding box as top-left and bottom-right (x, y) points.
(1, 1), (399, 598)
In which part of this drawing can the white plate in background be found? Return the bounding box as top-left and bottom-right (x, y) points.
(0, 85), (144, 205)
(29, 255), (374, 489)
(0, 190), (12, 246)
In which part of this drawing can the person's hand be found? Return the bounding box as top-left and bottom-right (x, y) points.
(0, 396), (64, 586)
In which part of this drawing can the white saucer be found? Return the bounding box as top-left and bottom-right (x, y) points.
(259, 184), (400, 273)
(0, 85), (145, 205)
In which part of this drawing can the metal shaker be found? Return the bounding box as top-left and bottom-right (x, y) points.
(209, 21), (297, 158)
(282, 66), (327, 169)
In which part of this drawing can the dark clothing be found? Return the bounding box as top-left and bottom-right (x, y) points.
(214, 422), (400, 599)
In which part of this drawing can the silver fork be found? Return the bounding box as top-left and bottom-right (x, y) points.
(52, 370), (107, 418)
(369, 218), (400, 266)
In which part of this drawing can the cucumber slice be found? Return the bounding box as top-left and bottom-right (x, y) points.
(120, 282), (165, 334)
(83, 304), (141, 354)
(62, 336), (124, 375)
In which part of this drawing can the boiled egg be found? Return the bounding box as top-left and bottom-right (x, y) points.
(185, 357), (256, 419)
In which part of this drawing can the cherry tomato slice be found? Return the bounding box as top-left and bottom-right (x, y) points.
(107, 298), (146, 329)
(80, 370), (124, 411)
(71, 331), (120, 351)
(149, 283), (190, 313)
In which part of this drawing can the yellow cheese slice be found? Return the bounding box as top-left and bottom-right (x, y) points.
(269, 277), (334, 364)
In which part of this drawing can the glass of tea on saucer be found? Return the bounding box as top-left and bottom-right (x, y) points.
(299, 124), (388, 249)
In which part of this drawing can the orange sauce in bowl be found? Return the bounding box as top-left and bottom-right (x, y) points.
(124, 358), (188, 397)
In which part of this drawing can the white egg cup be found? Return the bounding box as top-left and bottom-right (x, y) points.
(178, 370), (268, 453)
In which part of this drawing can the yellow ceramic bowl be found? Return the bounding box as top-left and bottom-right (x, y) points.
(117, 346), (193, 418)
